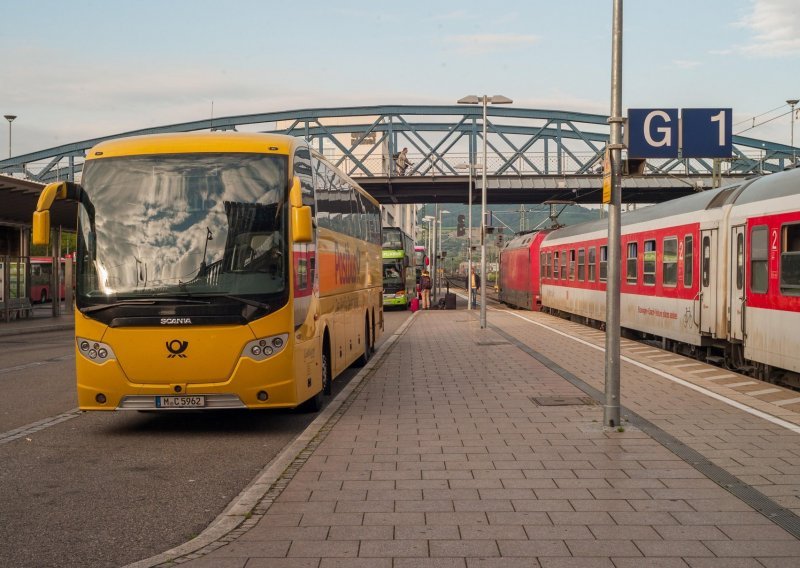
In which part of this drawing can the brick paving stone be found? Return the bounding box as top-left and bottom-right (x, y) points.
(684, 560), (766, 568)
(318, 559), (391, 568)
(395, 559), (467, 568)
(358, 539), (429, 557)
(246, 560), (320, 568)
(538, 559), (616, 568)
(466, 559), (542, 568)
(565, 539), (643, 557)
(395, 525), (461, 540)
(430, 540), (502, 557)
(497, 539), (571, 557)
(326, 525), (393, 540)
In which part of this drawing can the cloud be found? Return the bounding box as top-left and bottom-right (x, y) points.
(732, 0), (800, 57)
(672, 60), (703, 69)
(444, 33), (539, 55)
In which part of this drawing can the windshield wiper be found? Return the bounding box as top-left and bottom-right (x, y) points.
(79, 298), (211, 314)
(217, 295), (270, 310)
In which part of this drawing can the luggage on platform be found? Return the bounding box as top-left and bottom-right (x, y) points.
(444, 292), (456, 310)
(410, 297), (420, 312)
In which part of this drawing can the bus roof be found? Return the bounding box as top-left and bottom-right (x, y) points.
(85, 132), (303, 161)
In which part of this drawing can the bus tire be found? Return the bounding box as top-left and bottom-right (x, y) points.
(299, 389), (324, 413)
(322, 339), (332, 396)
(354, 315), (371, 367)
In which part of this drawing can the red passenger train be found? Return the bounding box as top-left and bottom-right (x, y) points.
(498, 167), (800, 386)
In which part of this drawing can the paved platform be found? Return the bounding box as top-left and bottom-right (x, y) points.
(0, 303), (73, 337)
(138, 304), (800, 568)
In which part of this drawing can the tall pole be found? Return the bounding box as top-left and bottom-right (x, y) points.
(604, 0), (623, 428)
(432, 204), (438, 301)
(480, 96), (488, 329)
(467, 165), (473, 311)
(4, 115), (16, 159)
(788, 99), (799, 163)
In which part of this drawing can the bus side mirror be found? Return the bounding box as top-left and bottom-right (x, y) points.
(32, 181), (71, 246)
(293, 206), (313, 243)
(33, 210), (51, 246)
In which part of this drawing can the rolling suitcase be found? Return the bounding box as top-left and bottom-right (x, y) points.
(444, 292), (456, 310)
(410, 297), (420, 312)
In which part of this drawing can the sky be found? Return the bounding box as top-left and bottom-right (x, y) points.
(1, 0), (798, 159)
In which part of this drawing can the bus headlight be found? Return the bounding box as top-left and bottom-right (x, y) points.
(242, 333), (289, 361)
(76, 337), (116, 362)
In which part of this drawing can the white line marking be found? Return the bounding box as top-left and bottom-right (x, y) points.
(502, 310), (800, 435)
(722, 381), (758, 388)
(747, 388), (783, 396)
(772, 397), (800, 407)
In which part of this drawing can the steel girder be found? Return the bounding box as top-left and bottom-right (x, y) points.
(0, 105), (796, 183)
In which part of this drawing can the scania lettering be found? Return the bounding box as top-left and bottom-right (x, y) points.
(33, 132), (384, 411)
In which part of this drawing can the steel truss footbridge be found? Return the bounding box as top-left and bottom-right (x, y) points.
(1, 105), (796, 205)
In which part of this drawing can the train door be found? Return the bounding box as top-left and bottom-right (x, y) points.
(728, 225), (745, 342)
(699, 229), (718, 334)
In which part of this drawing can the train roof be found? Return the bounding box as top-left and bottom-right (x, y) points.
(545, 174), (774, 240)
(732, 166), (800, 206)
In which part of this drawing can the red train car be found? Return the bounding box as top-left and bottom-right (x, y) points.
(498, 230), (550, 310)
(498, 166), (800, 386)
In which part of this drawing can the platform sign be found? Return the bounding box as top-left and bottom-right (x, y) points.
(681, 108), (732, 158)
(602, 148), (612, 204)
(627, 108), (679, 159)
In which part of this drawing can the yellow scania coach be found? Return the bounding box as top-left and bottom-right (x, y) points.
(33, 132), (383, 411)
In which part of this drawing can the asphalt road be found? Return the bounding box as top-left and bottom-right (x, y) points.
(0, 309), (410, 568)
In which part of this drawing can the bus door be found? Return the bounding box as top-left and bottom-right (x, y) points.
(699, 229), (718, 335)
(728, 225), (745, 342)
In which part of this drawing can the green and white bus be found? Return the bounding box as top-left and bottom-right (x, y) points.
(381, 227), (416, 309)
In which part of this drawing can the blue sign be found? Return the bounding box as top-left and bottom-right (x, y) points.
(681, 108), (732, 158)
(627, 108), (679, 159)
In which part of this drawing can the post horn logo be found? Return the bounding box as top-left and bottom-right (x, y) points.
(166, 340), (189, 358)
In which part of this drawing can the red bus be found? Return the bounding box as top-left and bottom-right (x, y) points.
(30, 257), (68, 303)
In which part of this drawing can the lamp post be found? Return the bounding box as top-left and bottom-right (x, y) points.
(437, 209), (450, 297)
(457, 163), (483, 310)
(4, 114), (17, 160)
(788, 99), (799, 163)
(458, 95), (513, 328)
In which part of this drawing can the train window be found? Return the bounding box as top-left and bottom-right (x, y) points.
(552, 251), (559, 279)
(643, 240), (656, 286)
(702, 236), (711, 288)
(684, 235), (693, 287)
(540, 252), (546, 278)
(588, 247), (596, 281)
(569, 250), (576, 280)
(546, 252), (552, 278)
(663, 238), (677, 287)
(780, 223), (800, 296)
(560, 249), (567, 279)
(578, 249), (586, 281)
(626, 242), (638, 284)
(751, 226), (768, 294)
(600, 246), (608, 282)
(736, 233), (744, 291)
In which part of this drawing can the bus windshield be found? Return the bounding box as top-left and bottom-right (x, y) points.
(77, 153), (288, 306)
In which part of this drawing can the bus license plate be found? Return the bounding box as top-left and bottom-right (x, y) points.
(156, 396), (206, 408)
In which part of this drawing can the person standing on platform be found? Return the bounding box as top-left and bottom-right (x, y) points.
(419, 269), (432, 309)
(470, 267), (480, 308)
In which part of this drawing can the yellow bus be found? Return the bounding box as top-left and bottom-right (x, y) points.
(33, 132), (383, 412)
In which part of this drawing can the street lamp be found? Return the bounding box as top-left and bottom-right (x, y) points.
(457, 162), (483, 311)
(438, 209), (450, 297)
(788, 99), (799, 163)
(4, 114), (17, 160)
(458, 95), (513, 328)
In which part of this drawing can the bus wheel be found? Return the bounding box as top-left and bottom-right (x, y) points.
(322, 345), (332, 395)
(355, 317), (371, 367)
